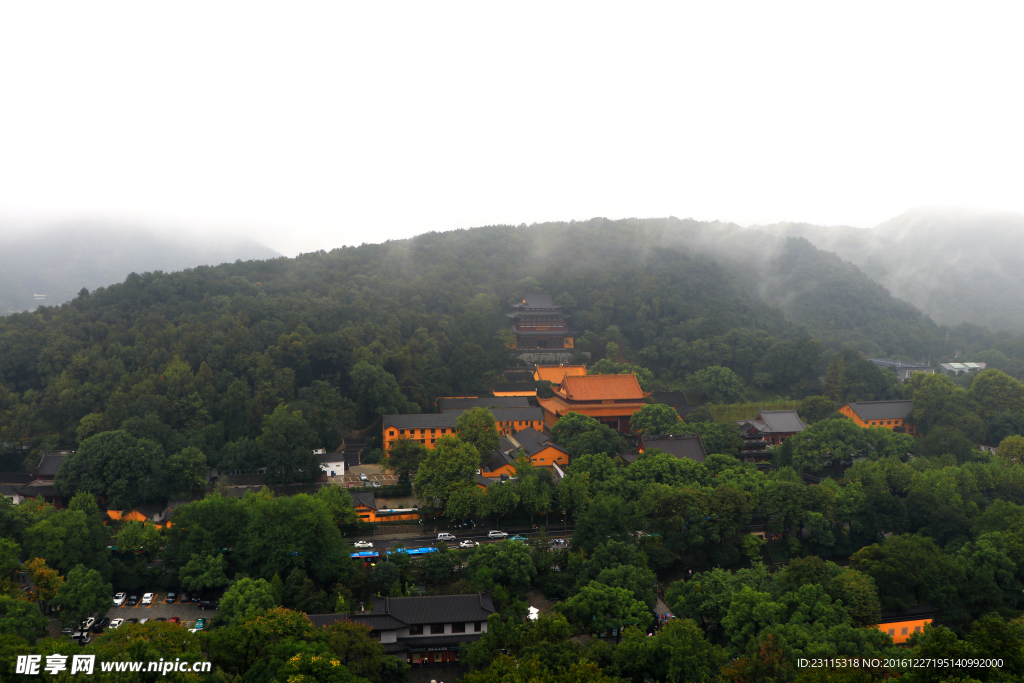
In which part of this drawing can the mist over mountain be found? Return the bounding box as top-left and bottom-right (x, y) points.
(758, 208), (1024, 331)
(0, 223), (280, 314)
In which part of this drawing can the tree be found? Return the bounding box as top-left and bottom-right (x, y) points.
(316, 485), (359, 527)
(53, 564), (112, 627)
(115, 521), (163, 556)
(23, 558), (63, 610)
(686, 366), (747, 404)
(351, 361), (412, 424)
(556, 581), (652, 635)
(457, 407), (500, 457)
(669, 421), (743, 456)
(371, 562), (401, 596)
(969, 369), (1024, 425)
(788, 418), (871, 471)
(468, 540), (537, 593)
(55, 430), (163, 509)
(483, 479), (521, 527)
(283, 568), (332, 613)
(162, 446), (209, 498)
(550, 412), (627, 458)
(996, 435), (1024, 465)
(850, 534), (963, 613)
(241, 493), (348, 585)
(822, 353), (847, 402)
(220, 577), (278, 624)
(257, 404), (321, 485)
(413, 436), (480, 520)
(631, 403), (681, 436)
(384, 438), (428, 484)
(594, 564), (658, 611)
(0, 597), (48, 643)
(322, 618), (410, 683)
(163, 494), (249, 569)
(25, 509), (106, 577)
(178, 553), (230, 591)
(798, 395), (836, 424)
(612, 618), (725, 683)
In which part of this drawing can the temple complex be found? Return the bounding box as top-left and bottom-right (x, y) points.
(537, 373), (650, 432)
(507, 293), (573, 350)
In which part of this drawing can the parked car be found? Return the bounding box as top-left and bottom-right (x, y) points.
(198, 598), (219, 610)
(168, 617), (181, 624)
(141, 593), (155, 605)
(80, 617), (96, 631)
(109, 619), (124, 630)
(371, 481), (381, 488)
(155, 617), (167, 622)
(139, 618), (149, 624)
(459, 540), (479, 549)
(113, 592), (127, 607)
(179, 591), (192, 604)
(61, 627), (75, 636)
(194, 618), (206, 631)
(165, 592), (178, 604)
(125, 618), (139, 624)
(353, 540), (373, 549)
(487, 530), (508, 539)
(126, 595), (140, 607)
(437, 532), (456, 542)
(91, 617), (111, 633)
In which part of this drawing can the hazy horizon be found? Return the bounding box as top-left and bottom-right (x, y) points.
(2, 2), (1023, 257)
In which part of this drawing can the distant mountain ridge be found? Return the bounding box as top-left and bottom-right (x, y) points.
(757, 208), (1024, 331)
(0, 223), (280, 313)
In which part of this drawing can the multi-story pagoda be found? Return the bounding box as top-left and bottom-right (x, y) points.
(507, 293), (573, 350)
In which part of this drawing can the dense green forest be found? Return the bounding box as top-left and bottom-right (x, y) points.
(4, 218), (1024, 470)
(7, 219), (1024, 681)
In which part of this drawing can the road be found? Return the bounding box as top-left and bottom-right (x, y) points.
(353, 528), (575, 552)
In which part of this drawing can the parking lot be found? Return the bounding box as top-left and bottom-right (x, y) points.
(329, 463), (400, 486)
(109, 593), (216, 625)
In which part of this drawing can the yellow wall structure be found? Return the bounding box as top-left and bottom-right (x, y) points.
(878, 619), (931, 644)
(838, 405), (918, 436)
(383, 428), (458, 453)
(383, 417), (544, 452)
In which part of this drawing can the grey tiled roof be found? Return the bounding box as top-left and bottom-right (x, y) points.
(371, 592), (495, 625)
(506, 428), (567, 457)
(33, 454), (66, 477)
(0, 473), (33, 485)
(350, 491), (377, 509)
(438, 396), (530, 411)
(642, 434), (708, 463)
(845, 400), (914, 421)
(383, 413), (460, 430)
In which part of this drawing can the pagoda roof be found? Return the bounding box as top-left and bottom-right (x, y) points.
(534, 365), (587, 384)
(556, 374), (648, 401)
(511, 293), (558, 309)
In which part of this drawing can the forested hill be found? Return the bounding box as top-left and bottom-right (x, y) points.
(3, 217), (1024, 463)
(760, 208), (1024, 332)
(0, 223), (280, 314)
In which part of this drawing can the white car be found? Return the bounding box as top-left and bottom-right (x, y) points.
(113, 592), (126, 607)
(353, 540), (374, 549)
(139, 618), (149, 625)
(487, 530), (508, 539)
(141, 593), (155, 605)
(437, 532), (456, 542)
(459, 540), (479, 549)
(109, 619), (124, 629)
(188, 628), (198, 633)
(80, 617), (96, 631)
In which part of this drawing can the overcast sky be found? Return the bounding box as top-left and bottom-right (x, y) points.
(1, 2), (1022, 256)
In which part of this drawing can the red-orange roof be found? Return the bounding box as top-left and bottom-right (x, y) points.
(557, 374), (647, 401)
(534, 365), (587, 384)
